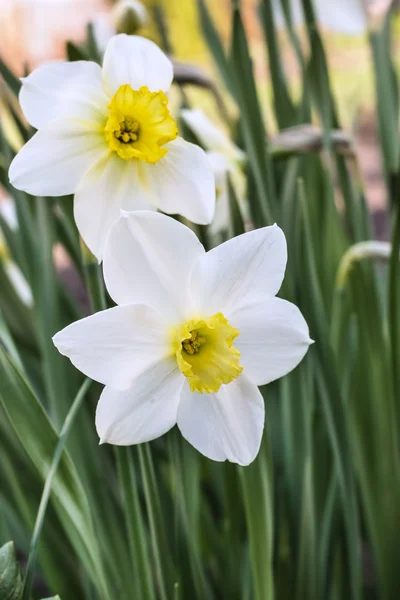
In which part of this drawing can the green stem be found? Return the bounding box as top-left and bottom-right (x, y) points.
(115, 447), (155, 600)
(22, 378), (92, 600)
(138, 445), (168, 600)
(388, 201), (400, 451)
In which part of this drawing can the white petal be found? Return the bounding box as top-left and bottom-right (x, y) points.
(20, 61), (108, 129)
(9, 119), (106, 196)
(190, 224), (287, 317)
(103, 210), (204, 322)
(96, 358), (183, 445)
(4, 261), (33, 307)
(232, 297), (312, 385)
(53, 304), (169, 390)
(140, 138), (215, 225)
(0, 196), (18, 230)
(180, 109), (245, 161)
(177, 375), (264, 466)
(102, 34), (173, 96)
(207, 151), (234, 183)
(74, 153), (153, 261)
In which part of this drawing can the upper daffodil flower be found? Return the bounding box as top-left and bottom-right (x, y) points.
(9, 35), (215, 260)
(53, 211), (312, 466)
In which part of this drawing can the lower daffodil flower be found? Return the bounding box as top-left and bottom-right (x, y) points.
(53, 211), (312, 466)
(9, 34), (215, 261)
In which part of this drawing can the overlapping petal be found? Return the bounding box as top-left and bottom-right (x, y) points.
(96, 358), (183, 445)
(231, 297), (312, 385)
(190, 224), (287, 317)
(103, 211), (205, 322)
(53, 304), (169, 390)
(139, 138), (216, 225)
(177, 375), (264, 466)
(9, 118), (106, 196)
(74, 153), (153, 260)
(19, 61), (108, 129)
(102, 34), (173, 96)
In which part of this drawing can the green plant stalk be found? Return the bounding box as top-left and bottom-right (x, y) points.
(258, 0), (295, 129)
(299, 181), (362, 599)
(230, 2), (274, 226)
(115, 448), (155, 600)
(138, 445), (168, 600)
(34, 197), (70, 429)
(240, 435), (274, 600)
(168, 433), (210, 599)
(369, 24), (400, 181)
(388, 202), (400, 453)
(22, 378), (92, 600)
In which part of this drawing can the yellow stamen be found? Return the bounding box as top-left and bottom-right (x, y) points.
(171, 313), (243, 394)
(105, 84), (178, 163)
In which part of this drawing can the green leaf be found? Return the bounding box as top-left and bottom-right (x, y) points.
(0, 542), (23, 600)
(196, 0), (235, 95)
(0, 60), (21, 96)
(66, 41), (89, 62)
(0, 347), (110, 599)
(41, 596), (61, 600)
(86, 23), (101, 64)
(258, 1), (295, 129)
(229, 3), (274, 225)
(227, 174), (245, 237)
(239, 436), (274, 600)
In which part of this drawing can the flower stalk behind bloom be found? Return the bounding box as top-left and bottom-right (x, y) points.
(181, 108), (247, 235)
(53, 211), (312, 466)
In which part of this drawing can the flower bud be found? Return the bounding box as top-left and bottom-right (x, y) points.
(113, 0), (148, 35)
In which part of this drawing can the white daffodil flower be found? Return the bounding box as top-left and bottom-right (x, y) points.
(181, 109), (246, 235)
(9, 35), (215, 261)
(0, 197), (33, 307)
(53, 211), (312, 466)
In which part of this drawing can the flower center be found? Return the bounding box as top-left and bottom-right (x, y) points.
(105, 84), (178, 164)
(172, 313), (243, 394)
(114, 118), (139, 143)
